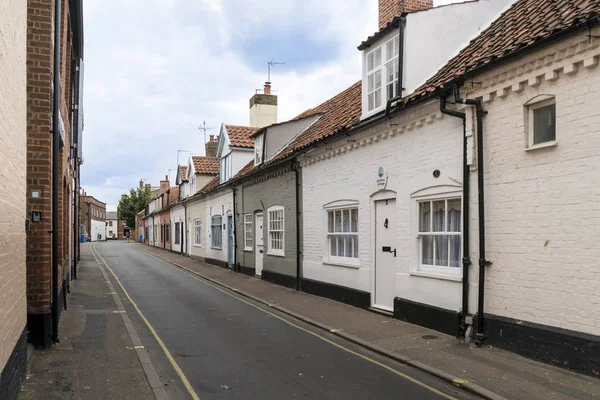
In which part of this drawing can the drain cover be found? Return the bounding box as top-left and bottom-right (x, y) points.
(49, 361), (69, 367)
(422, 335), (438, 340)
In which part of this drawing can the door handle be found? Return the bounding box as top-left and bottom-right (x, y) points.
(259, 250), (263, 254)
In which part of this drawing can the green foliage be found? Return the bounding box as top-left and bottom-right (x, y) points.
(117, 186), (151, 229)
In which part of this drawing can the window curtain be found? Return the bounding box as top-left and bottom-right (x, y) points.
(448, 205), (461, 268)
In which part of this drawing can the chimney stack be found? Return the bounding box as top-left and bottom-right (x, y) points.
(160, 176), (169, 193)
(145, 183), (151, 191)
(139, 179), (144, 189)
(205, 135), (218, 158)
(379, 0), (433, 29)
(249, 82), (278, 128)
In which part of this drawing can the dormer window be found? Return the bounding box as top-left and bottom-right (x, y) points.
(366, 48), (382, 112)
(220, 154), (232, 183)
(363, 34), (400, 117)
(254, 134), (264, 166)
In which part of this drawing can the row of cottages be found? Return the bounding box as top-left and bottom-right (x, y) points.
(140, 0), (600, 377)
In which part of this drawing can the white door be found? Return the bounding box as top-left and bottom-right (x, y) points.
(255, 213), (264, 276)
(374, 199), (397, 311)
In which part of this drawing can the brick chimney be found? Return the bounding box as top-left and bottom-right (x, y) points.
(205, 135), (218, 158)
(379, 0), (433, 29)
(160, 175), (169, 193)
(145, 183), (151, 192)
(139, 179), (144, 189)
(249, 82), (277, 128)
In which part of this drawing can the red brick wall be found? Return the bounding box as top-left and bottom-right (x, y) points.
(26, 0), (77, 314)
(378, 0), (433, 29)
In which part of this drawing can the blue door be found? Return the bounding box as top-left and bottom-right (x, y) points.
(227, 215), (233, 267)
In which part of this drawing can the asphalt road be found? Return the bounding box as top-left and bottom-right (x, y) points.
(92, 241), (478, 400)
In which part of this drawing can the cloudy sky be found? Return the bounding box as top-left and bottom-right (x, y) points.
(81, 0), (459, 210)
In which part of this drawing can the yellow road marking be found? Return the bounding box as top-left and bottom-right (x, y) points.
(92, 245), (201, 400)
(136, 247), (459, 400)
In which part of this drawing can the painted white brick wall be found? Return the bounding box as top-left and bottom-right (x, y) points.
(467, 31), (600, 336)
(0, 0), (27, 370)
(301, 102), (466, 311)
(186, 189), (233, 263)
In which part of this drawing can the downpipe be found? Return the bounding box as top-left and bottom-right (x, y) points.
(439, 95), (471, 338)
(51, 0), (62, 344)
(292, 161), (301, 291)
(453, 84), (490, 346)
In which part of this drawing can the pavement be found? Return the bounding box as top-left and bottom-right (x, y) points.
(135, 242), (600, 400)
(19, 245), (161, 400)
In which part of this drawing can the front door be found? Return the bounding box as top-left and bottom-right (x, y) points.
(374, 199), (397, 311)
(255, 213), (264, 276)
(227, 215), (233, 267)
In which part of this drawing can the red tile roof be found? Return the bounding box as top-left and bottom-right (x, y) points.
(406, 0), (600, 103)
(230, 82), (362, 182)
(191, 156), (219, 175)
(179, 165), (188, 181)
(275, 81), (362, 160)
(225, 125), (259, 148)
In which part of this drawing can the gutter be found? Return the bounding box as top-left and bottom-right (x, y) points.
(439, 94), (471, 338)
(51, 0), (62, 344)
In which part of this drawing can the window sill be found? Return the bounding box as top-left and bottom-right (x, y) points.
(243, 248), (253, 252)
(211, 246), (222, 250)
(267, 251), (285, 257)
(323, 260), (360, 269)
(525, 140), (557, 152)
(193, 244), (202, 248)
(410, 270), (462, 282)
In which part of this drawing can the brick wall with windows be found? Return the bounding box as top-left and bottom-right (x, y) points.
(464, 30), (600, 337)
(299, 101), (465, 311)
(0, 0), (28, 397)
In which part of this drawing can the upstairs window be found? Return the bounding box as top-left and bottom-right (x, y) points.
(220, 154), (232, 183)
(363, 34), (400, 115)
(385, 36), (399, 100)
(255, 134), (264, 165)
(366, 48), (382, 112)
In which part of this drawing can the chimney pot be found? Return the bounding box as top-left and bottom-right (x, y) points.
(264, 82), (271, 95)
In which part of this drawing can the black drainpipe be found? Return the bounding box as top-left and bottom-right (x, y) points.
(51, 0), (62, 344)
(452, 84), (490, 346)
(292, 160), (301, 291)
(232, 186), (237, 271)
(439, 95), (471, 338)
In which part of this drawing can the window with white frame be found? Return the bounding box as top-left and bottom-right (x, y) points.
(193, 219), (202, 246)
(526, 96), (556, 147)
(220, 154), (232, 183)
(364, 35), (400, 114)
(366, 47), (382, 112)
(244, 214), (253, 251)
(417, 198), (461, 270)
(385, 36), (399, 100)
(254, 134), (264, 166)
(174, 222), (180, 245)
(267, 206), (284, 256)
(326, 207), (358, 261)
(211, 215), (222, 248)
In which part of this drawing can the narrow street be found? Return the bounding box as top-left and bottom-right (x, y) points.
(91, 241), (476, 400)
